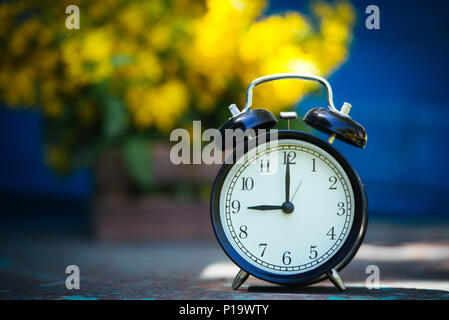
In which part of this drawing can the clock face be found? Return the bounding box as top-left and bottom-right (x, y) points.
(218, 138), (355, 275)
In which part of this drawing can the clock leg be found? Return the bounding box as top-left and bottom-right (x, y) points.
(327, 268), (346, 291)
(232, 269), (249, 290)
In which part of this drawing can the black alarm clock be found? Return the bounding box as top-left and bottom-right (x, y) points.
(210, 73), (368, 291)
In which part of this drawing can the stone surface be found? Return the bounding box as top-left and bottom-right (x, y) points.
(0, 221), (448, 300)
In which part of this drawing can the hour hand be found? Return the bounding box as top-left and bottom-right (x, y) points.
(247, 205), (283, 211)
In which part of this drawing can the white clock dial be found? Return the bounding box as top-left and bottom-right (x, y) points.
(219, 139), (355, 275)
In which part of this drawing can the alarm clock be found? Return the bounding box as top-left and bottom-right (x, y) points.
(210, 73), (368, 291)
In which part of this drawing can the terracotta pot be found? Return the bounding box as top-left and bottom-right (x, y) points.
(92, 144), (221, 240)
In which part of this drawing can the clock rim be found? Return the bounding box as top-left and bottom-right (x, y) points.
(210, 130), (368, 286)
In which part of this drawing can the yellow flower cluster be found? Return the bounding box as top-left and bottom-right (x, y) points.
(187, 0), (355, 112)
(126, 80), (188, 132)
(0, 0), (355, 171)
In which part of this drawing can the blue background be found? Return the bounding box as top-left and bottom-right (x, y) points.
(1, 0), (448, 220)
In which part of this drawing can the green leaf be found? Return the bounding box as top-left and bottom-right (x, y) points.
(110, 54), (133, 67)
(121, 135), (154, 191)
(102, 97), (128, 140)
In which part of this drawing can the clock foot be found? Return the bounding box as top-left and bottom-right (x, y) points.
(232, 269), (249, 290)
(327, 268), (346, 291)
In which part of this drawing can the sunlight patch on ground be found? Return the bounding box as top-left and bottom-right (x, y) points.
(350, 281), (449, 293)
(356, 243), (449, 262)
(199, 243), (449, 280)
(199, 262), (240, 280)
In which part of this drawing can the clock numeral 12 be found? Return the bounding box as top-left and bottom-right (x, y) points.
(283, 151), (296, 165)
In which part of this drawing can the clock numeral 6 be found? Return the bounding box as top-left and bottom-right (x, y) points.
(231, 200), (240, 214)
(282, 251), (292, 265)
(241, 177), (254, 191)
(309, 245), (318, 259)
(239, 225), (248, 239)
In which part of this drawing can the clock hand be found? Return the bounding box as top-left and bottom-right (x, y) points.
(247, 205), (283, 211)
(291, 180), (303, 202)
(248, 161), (296, 213)
(285, 159), (291, 202)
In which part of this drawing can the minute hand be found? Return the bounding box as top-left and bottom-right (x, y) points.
(247, 205), (283, 211)
(285, 160), (291, 202)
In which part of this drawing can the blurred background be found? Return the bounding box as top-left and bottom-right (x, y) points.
(1, 0), (448, 237)
(0, 0), (449, 300)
